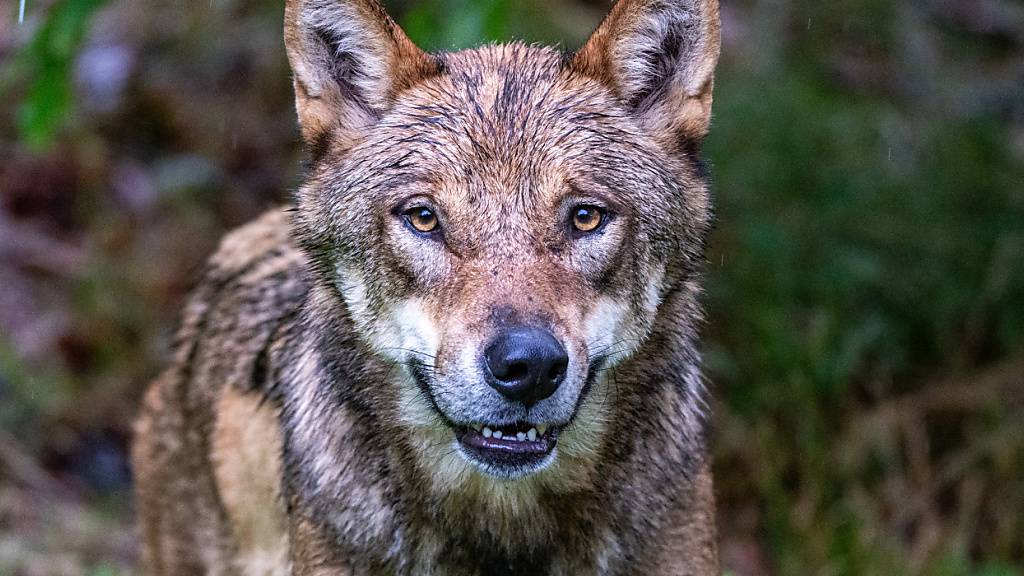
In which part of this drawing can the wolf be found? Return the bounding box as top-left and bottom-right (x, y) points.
(132, 0), (721, 573)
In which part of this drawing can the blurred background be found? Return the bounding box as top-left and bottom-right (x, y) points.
(0, 0), (1022, 574)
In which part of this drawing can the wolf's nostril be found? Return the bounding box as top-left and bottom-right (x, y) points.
(505, 361), (530, 382)
(483, 326), (568, 408)
(548, 360), (567, 382)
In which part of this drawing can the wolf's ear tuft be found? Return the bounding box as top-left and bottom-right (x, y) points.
(572, 0), (720, 141)
(284, 0), (438, 148)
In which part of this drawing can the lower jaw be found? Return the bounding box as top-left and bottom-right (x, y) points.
(455, 443), (558, 479)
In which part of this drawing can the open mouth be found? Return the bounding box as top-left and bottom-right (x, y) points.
(454, 422), (560, 474)
(408, 364), (564, 476)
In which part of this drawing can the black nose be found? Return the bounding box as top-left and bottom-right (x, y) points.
(483, 327), (568, 407)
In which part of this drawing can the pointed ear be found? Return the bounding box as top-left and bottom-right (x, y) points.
(571, 0), (720, 141)
(284, 0), (439, 149)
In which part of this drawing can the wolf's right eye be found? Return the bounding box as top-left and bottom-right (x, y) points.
(404, 207), (440, 234)
(571, 205), (606, 234)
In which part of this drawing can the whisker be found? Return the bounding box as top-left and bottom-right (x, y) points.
(380, 346), (438, 360)
(388, 359), (447, 378)
(586, 337), (642, 361)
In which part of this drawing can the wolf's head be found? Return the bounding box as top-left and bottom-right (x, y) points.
(286, 0), (719, 485)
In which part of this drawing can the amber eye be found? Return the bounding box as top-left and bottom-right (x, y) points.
(571, 205), (605, 233)
(404, 207), (439, 234)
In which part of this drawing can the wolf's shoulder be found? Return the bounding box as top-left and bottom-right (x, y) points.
(170, 208), (310, 393)
(206, 208), (300, 279)
(190, 207), (308, 318)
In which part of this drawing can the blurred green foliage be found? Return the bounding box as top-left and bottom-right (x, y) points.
(2, 0), (1022, 574)
(402, 0), (550, 50)
(705, 66), (1024, 576)
(7, 0), (106, 149)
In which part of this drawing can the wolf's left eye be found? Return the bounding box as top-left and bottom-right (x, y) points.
(571, 205), (605, 234)
(404, 207), (439, 234)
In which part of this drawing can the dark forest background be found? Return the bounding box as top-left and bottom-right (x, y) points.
(1, 0), (1023, 574)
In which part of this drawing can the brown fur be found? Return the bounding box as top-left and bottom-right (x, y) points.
(133, 0), (722, 573)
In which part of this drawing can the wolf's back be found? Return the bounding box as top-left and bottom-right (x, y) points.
(132, 209), (306, 574)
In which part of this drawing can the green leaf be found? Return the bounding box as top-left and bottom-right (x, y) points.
(12, 0), (108, 150)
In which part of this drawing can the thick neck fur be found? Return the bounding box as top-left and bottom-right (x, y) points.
(278, 280), (708, 575)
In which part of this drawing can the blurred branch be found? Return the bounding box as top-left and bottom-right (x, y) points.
(0, 426), (69, 497)
(0, 213), (85, 276)
(839, 356), (1024, 566)
(840, 357), (1024, 477)
(849, 357), (1024, 439)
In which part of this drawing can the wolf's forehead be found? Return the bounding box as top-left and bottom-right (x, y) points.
(440, 43), (567, 99)
(391, 44), (623, 148)
(375, 46), (633, 200)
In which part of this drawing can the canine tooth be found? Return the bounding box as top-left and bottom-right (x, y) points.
(472, 424), (482, 431)
(482, 427), (493, 438)
(516, 432), (526, 441)
(527, 428), (537, 441)
(537, 424), (548, 437)
(493, 430), (503, 439)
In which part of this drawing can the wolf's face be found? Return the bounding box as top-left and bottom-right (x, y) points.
(286, 0), (719, 483)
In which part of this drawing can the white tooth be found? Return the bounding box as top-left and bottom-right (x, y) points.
(472, 424), (482, 431)
(493, 430), (503, 439)
(527, 428), (537, 441)
(482, 427), (493, 438)
(516, 432), (526, 441)
(537, 424), (548, 437)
